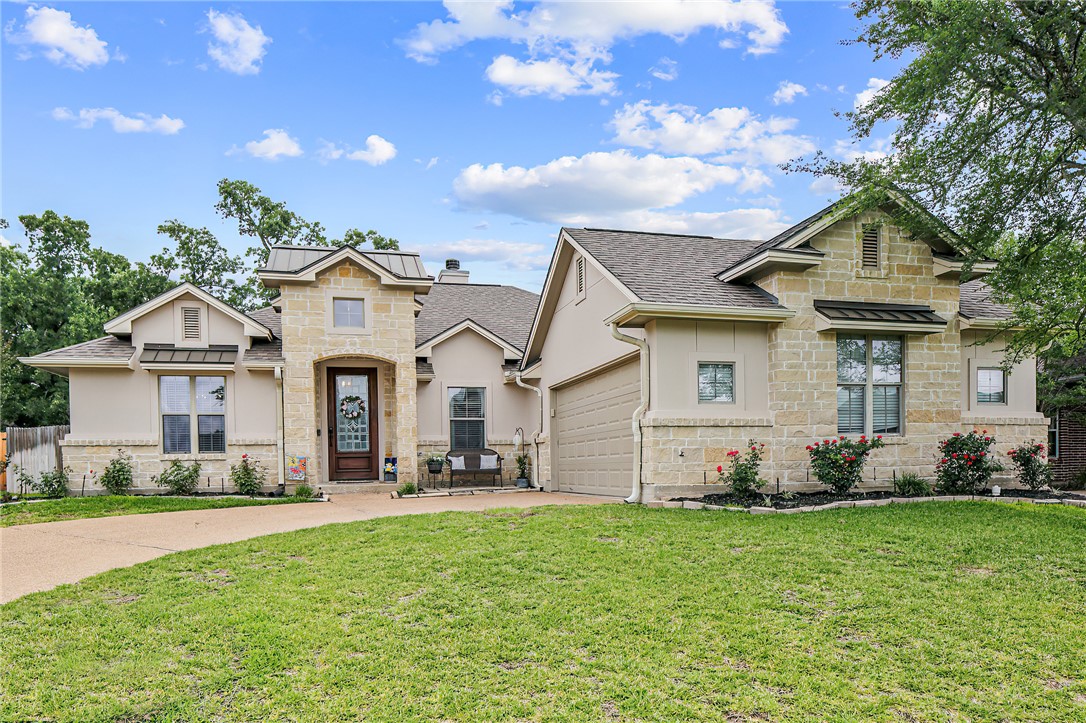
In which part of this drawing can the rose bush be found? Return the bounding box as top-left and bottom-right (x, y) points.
(935, 430), (1003, 494)
(716, 441), (766, 496)
(806, 434), (886, 495)
(1007, 441), (1052, 490)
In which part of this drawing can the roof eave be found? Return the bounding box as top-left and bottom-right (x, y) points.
(104, 283), (273, 340)
(959, 315), (1019, 330)
(605, 302), (795, 328)
(716, 249), (825, 283)
(933, 257), (997, 280)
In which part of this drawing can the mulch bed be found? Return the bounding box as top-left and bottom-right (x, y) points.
(678, 488), (1080, 510)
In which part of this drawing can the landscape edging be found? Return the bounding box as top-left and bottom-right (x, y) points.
(646, 495), (1086, 514)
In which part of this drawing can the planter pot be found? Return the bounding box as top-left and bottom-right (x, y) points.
(426, 462), (444, 474)
(515, 478), (531, 489)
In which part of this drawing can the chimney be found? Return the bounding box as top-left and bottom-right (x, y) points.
(437, 258), (469, 284)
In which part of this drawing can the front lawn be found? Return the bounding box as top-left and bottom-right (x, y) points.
(0, 494), (310, 527)
(2, 503), (1084, 721)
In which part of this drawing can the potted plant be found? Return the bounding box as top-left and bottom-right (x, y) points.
(514, 453), (531, 488)
(425, 453), (445, 475)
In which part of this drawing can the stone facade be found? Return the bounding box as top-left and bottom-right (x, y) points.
(278, 260), (419, 486)
(59, 438), (278, 493)
(416, 440), (527, 487)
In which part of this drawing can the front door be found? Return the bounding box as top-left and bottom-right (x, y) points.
(328, 369), (379, 480)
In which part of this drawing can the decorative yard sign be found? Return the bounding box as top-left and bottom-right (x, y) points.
(286, 455), (307, 481)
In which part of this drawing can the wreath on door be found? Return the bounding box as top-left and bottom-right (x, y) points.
(339, 395), (366, 420)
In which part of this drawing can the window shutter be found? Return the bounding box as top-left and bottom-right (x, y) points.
(861, 226), (880, 268)
(182, 307), (200, 339)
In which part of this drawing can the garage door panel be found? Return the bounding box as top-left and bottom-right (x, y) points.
(555, 360), (639, 497)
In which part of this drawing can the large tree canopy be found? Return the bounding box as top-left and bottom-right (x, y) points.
(805, 0), (1086, 411)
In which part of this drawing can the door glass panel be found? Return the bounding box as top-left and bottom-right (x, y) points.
(335, 374), (370, 452)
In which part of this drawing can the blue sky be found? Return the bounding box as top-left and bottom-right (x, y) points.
(2, 1), (898, 290)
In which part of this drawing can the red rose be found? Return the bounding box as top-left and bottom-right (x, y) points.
(814, 442), (820, 447)
(806, 445), (813, 451)
(717, 465), (723, 473)
(951, 453), (958, 459)
(824, 440), (830, 445)
(751, 446), (757, 451)
(876, 435), (883, 440)
(984, 437), (990, 441)
(242, 454), (248, 459)
(941, 458), (948, 464)
(953, 432), (961, 437)
(967, 461), (973, 466)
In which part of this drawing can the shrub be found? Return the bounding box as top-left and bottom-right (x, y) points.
(514, 453), (530, 479)
(806, 435), (886, 495)
(99, 449), (134, 495)
(11, 465), (35, 494)
(293, 484), (315, 499)
(935, 430), (1003, 494)
(1007, 441), (1053, 490)
(716, 440), (767, 496)
(30, 467), (71, 498)
(397, 482), (418, 497)
(893, 472), (930, 497)
(230, 454), (267, 496)
(156, 460), (201, 495)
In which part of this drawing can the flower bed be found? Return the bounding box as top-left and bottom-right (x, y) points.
(667, 488), (1084, 513)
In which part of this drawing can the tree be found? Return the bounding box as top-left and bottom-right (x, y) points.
(803, 0), (1086, 410)
(214, 178), (330, 254)
(153, 221), (249, 308)
(342, 228), (400, 250)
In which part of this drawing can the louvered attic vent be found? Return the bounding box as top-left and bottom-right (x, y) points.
(861, 225), (880, 268)
(182, 307), (201, 339)
(576, 256), (586, 295)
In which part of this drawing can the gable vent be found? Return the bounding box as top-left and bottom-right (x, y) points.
(861, 225), (880, 268)
(576, 256), (586, 295)
(182, 307), (201, 340)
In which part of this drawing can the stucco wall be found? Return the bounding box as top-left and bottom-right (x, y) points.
(278, 260), (419, 485)
(62, 293), (280, 491)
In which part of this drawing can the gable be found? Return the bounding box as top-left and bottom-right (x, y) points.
(104, 282), (272, 339)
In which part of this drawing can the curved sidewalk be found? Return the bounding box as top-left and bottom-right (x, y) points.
(0, 491), (609, 603)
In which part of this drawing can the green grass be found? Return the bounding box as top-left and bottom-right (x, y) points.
(2, 503), (1085, 722)
(0, 494), (309, 527)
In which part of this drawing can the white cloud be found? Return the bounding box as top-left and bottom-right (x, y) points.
(609, 100), (815, 165)
(5, 6), (110, 69)
(319, 135), (397, 166)
(52, 107), (185, 134)
(833, 137), (892, 162)
(649, 57), (678, 82)
(230, 129), (303, 160)
(422, 238), (552, 271)
(206, 9), (271, 75)
(403, 1), (787, 98)
(485, 55), (616, 97)
(854, 77), (890, 110)
(603, 207), (790, 238)
(453, 150), (770, 229)
(426, 156), (439, 170)
(771, 80), (807, 105)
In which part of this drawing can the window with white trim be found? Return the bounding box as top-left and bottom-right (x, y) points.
(332, 298), (365, 328)
(1048, 413), (1060, 459)
(976, 367), (1006, 404)
(837, 334), (903, 435)
(698, 362), (735, 404)
(449, 387), (486, 449)
(160, 375), (226, 454)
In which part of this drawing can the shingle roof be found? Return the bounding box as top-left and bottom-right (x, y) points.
(415, 283), (541, 353)
(960, 280), (1013, 319)
(262, 244), (429, 279)
(416, 360), (435, 378)
(563, 228), (782, 308)
(243, 305), (284, 363)
(25, 335), (134, 361)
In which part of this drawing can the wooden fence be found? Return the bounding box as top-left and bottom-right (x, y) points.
(3, 425), (69, 492)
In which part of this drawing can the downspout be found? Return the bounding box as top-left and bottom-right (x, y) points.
(274, 365), (286, 490)
(514, 373), (543, 490)
(610, 323), (649, 504)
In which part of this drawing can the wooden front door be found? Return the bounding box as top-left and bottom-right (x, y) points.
(327, 368), (380, 480)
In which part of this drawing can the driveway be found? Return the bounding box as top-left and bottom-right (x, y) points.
(0, 491), (611, 603)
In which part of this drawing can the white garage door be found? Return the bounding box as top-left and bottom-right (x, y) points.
(555, 360), (639, 497)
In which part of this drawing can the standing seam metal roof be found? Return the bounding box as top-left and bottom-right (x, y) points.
(261, 244), (429, 279)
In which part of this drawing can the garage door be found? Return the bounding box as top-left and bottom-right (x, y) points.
(555, 360), (639, 496)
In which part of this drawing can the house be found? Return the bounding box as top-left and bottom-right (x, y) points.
(1041, 356), (1086, 488)
(21, 197), (1050, 499)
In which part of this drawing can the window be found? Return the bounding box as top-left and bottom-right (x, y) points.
(976, 368), (1006, 404)
(861, 224), (880, 269)
(449, 387), (485, 449)
(160, 375), (226, 454)
(182, 307), (200, 340)
(1048, 413), (1060, 459)
(698, 362), (735, 404)
(837, 334), (903, 435)
(333, 298), (364, 328)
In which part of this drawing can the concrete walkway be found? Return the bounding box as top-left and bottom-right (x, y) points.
(0, 491), (610, 603)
